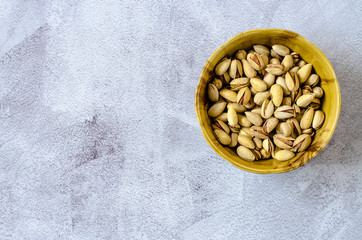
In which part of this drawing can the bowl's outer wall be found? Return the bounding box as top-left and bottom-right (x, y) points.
(195, 29), (341, 174)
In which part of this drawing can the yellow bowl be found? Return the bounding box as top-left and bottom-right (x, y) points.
(195, 28), (341, 174)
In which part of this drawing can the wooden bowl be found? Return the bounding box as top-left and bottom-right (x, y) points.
(195, 29), (341, 174)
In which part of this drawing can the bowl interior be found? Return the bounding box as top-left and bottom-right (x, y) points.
(195, 29), (340, 174)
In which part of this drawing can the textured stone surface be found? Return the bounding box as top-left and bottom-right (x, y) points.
(0, 1), (361, 239)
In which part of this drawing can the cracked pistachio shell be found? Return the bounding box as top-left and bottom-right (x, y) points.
(227, 103), (246, 113)
(279, 122), (293, 137)
(251, 149), (262, 160)
(238, 115), (252, 127)
(263, 73), (275, 88)
(261, 99), (274, 119)
(229, 77), (249, 91)
(260, 149), (271, 159)
(282, 97), (292, 106)
(208, 101), (226, 118)
(293, 103), (301, 116)
(250, 126), (269, 139)
(253, 45), (270, 55)
(289, 66), (300, 75)
(229, 59), (243, 79)
(262, 138), (275, 153)
(300, 108), (314, 129)
(302, 128), (314, 136)
(250, 86), (258, 96)
(260, 54), (269, 66)
(305, 74), (320, 87)
(293, 134), (311, 152)
(208, 84), (219, 102)
(247, 52), (264, 71)
(253, 137), (263, 150)
(238, 135), (255, 149)
(212, 119), (230, 134)
(245, 111), (263, 126)
(237, 87), (251, 105)
(297, 63), (312, 83)
(270, 84), (284, 107)
(285, 72), (300, 92)
(240, 127), (252, 137)
(215, 58), (231, 76)
(270, 49), (282, 60)
(265, 64), (285, 75)
(287, 118), (302, 138)
(220, 89), (237, 102)
(276, 77), (290, 96)
(274, 105), (295, 119)
(250, 78), (268, 92)
(312, 110), (325, 130)
(297, 60), (307, 68)
(227, 107), (238, 127)
(214, 129), (231, 145)
(229, 124), (241, 133)
(215, 112), (228, 122)
(263, 117), (279, 133)
(281, 55), (294, 72)
(312, 87), (324, 98)
(270, 58), (280, 65)
(228, 132), (238, 147)
(235, 50), (247, 60)
(296, 93), (315, 108)
(291, 52), (299, 62)
(272, 44), (290, 56)
(254, 91), (271, 106)
(212, 78), (223, 90)
(244, 98), (255, 109)
(242, 59), (257, 78)
(275, 150), (295, 161)
(237, 146), (256, 161)
(290, 88), (302, 103)
(251, 107), (261, 116)
(309, 98), (321, 109)
(273, 134), (294, 149)
(222, 72), (231, 84)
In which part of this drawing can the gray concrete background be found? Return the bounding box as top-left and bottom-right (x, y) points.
(0, 0), (361, 239)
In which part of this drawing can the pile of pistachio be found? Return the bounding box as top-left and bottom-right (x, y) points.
(207, 44), (325, 161)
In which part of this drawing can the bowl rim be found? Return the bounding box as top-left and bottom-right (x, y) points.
(195, 28), (341, 174)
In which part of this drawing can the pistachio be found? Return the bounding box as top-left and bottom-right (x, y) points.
(265, 64), (285, 75)
(244, 98), (255, 109)
(270, 58), (280, 65)
(222, 72), (231, 84)
(300, 107), (314, 129)
(235, 50), (247, 60)
(229, 59), (243, 79)
(227, 107), (238, 126)
(260, 54), (269, 67)
(227, 103), (246, 113)
(245, 111), (263, 126)
(247, 52), (264, 71)
(296, 93), (315, 108)
(220, 89), (237, 102)
(215, 112), (228, 122)
(270, 84), (284, 107)
(262, 138), (275, 153)
(278, 122), (292, 137)
(242, 59), (257, 78)
(263, 117), (279, 133)
(302, 128), (314, 135)
(254, 91), (271, 106)
(291, 52), (299, 62)
(263, 73), (275, 87)
(214, 129), (231, 145)
(309, 98), (321, 109)
(253, 137), (263, 150)
(276, 77), (290, 95)
(251, 107), (261, 116)
(212, 120), (230, 134)
(281, 55), (294, 72)
(282, 97), (292, 106)
(273, 134), (294, 149)
(289, 66), (300, 75)
(238, 135), (255, 149)
(215, 58), (231, 76)
(287, 118), (302, 138)
(297, 63), (312, 83)
(229, 78), (249, 91)
(274, 105), (295, 119)
(270, 49), (282, 60)
(293, 134), (312, 152)
(260, 149), (271, 159)
(208, 84), (219, 102)
(261, 99), (274, 119)
(212, 78), (223, 90)
(228, 132), (238, 148)
(297, 60), (307, 68)
(285, 72), (300, 92)
(250, 126), (269, 139)
(272, 44), (290, 56)
(208, 101), (226, 117)
(250, 86), (258, 95)
(237, 87), (251, 105)
(237, 145), (256, 161)
(251, 149), (262, 160)
(290, 88), (302, 103)
(229, 124), (241, 133)
(250, 78), (268, 92)
(238, 115), (252, 127)
(275, 150), (295, 161)
(305, 74), (319, 87)
(312, 110), (325, 130)
(302, 85), (313, 95)
(312, 87), (324, 98)
(241, 127), (253, 137)
(253, 45), (270, 55)
(293, 103), (301, 116)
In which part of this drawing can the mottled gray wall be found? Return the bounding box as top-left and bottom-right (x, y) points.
(0, 0), (361, 239)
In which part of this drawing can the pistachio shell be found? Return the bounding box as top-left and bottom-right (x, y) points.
(237, 146), (256, 161)
(247, 52), (264, 71)
(270, 58), (280, 64)
(279, 122), (292, 137)
(291, 52), (299, 62)
(272, 44), (290, 56)
(289, 66), (300, 75)
(270, 49), (282, 60)
(253, 137), (263, 150)
(273, 134), (294, 149)
(237, 87), (251, 105)
(229, 78), (249, 91)
(212, 78), (223, 90)
(296, 93), (315, 108)
(261, 99), (274, 119)
(290, 88), (302, 103)
(244, 98), (255, 109)
(245, 111), (263, 126)
(215, 58), (231, 76)
(312, 87), (324, 98)
(276, 77), (290, 96)
(254, 91), (271, 106)
(263, 117), (279, 133)
(250, 78), (268, 92)
(229, 59), (243, 79)
(238, 135), (255, 149)
(275, 150), (295, 161)
(214, 129), (231, 145)
(282, 97), (292, 106)
(250, 126), (269, 139)
(300, 108), (314, 129)
(227, 108), (238, 126)
(312, 110), (325, 130)
(293, 134), (311, 152)
(235, 50), (247, 60)
(222, 72), (231, 84)
(305, 74), (320, 87)
(262, 138), (275, 153)
(263, 73), (275, 87)
(229, 124), (241, 133)
(240, 127), (253, 137)
(253, 45), (270, 55)
(293, 103), (301, 116)
(260, 149), (271, 159)
(270, 84), (284, 107)
(285, 72), (300, 92)
(281, 55), (294, 72)
(309, 97), (321, 109)
(212, 120), (230, 134)
(238, 115), (252, 127)
(242, 59), (257, 78)
(287, 118), (302, 138)
(215, 112), (228, 122)
(297, 63), (312, 83)
(260, 54), (269, 67)
(297, 60), (307, 68)
(302, 128), (314, 136)
(265, 64), (285, 75)
(227, 103), (246, 113)
(251, 149), (262, 160)
(228, 132), (238, 147)
(274, 105), (295, 119)
(251, 107), (261, 116)
(208, 101), (226, 117)
(220, 89), (237, 102)
(208, 84), (219, 102)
